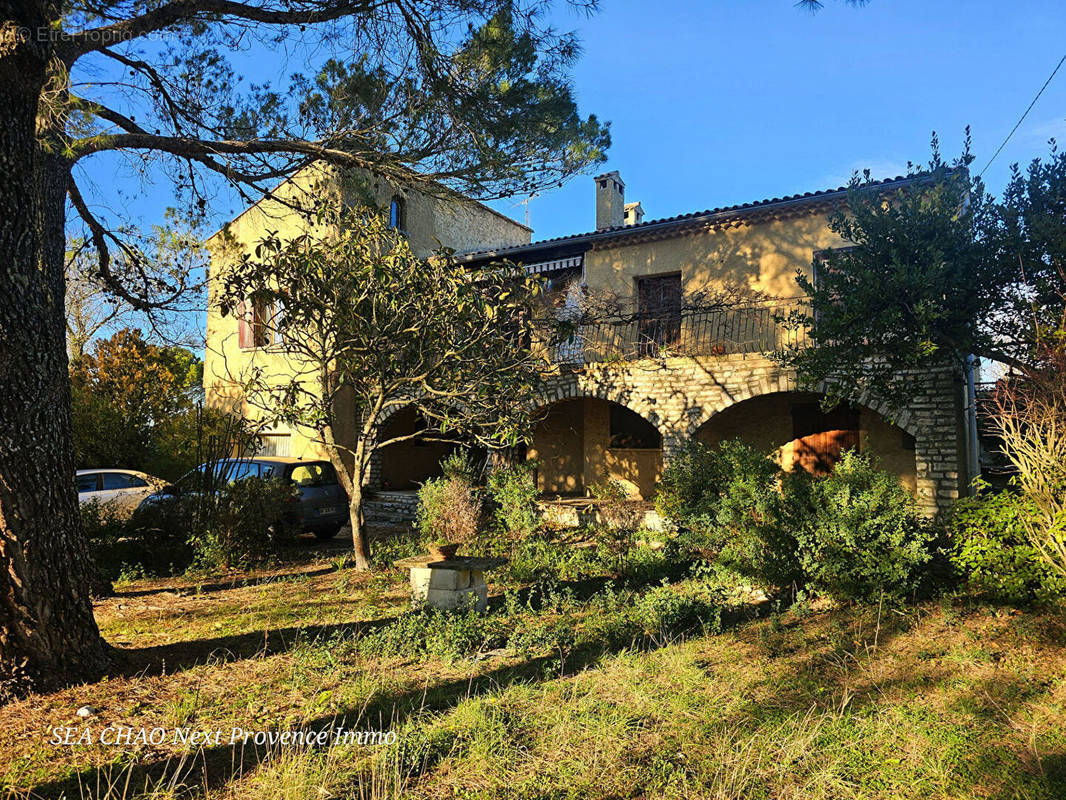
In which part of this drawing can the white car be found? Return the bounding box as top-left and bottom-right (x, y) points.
(77, 469), (163, 516)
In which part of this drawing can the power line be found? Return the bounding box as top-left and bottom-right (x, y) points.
(979, 50), (1066, 177)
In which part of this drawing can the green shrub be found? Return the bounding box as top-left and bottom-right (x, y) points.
(82, 499), (193, 580)
(358, 603), (505, 661)
(948, 484), (1066, 604)
(656, 439), (800, 590)
(440, 449), (479, 483)
(655, 440), (724, 523)
(487, 461), (540, 539)
(505, 536), (611, 583)
(792, 450), (934, 602)
(630, 581), (724, 638)
(189, 477), (298, 569)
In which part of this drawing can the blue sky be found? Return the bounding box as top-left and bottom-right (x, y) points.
(81, 0), (1066, 246)
(499, 0), (1066, 241)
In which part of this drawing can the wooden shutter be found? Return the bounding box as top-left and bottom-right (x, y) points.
(237, 300), (252, 349)
(791, 402), (860, 476)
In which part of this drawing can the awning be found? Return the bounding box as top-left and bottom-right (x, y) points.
(522, 255), (583, 274)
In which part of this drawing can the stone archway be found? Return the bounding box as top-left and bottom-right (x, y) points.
(370, 404), (486, 491)
(692, 390), (919, 495)
(527, 376), (667, 499)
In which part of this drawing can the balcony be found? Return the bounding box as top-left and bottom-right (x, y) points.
(550, 298), (810, 365)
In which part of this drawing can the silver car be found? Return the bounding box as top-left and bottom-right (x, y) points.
(77, 469), (164, 517)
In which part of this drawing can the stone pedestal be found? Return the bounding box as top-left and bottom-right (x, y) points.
(394, 556), (508, 612)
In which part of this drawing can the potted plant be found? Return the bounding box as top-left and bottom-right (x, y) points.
(417, 453), (483, 561)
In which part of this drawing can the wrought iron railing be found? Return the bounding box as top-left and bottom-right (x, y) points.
(549, 298), (811, 365)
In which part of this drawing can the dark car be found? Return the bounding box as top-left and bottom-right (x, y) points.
(142, 457), (348, 539)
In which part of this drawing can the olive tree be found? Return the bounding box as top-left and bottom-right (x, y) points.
(218, 205), (547, 570)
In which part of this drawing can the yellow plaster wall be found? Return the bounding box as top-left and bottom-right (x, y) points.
(528, 399), (585, 495)
(203, 165), (531, 450)
(528, 398), (661, 499)
(583, 213), (850, 304)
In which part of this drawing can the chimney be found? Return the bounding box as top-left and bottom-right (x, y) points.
(594, 170), (625, 230)
(624, 201), (644, 226)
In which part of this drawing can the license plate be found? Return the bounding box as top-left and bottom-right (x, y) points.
(318, 506), (339, 515)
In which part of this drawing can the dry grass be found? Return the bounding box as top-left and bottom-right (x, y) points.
(1, 550), (1065, 800)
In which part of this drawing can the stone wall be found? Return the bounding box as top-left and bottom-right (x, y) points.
(525, 354), (967, 516)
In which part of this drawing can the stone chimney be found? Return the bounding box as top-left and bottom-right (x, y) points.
(594, 170), (625, 230)
(624, 201), (644, 227)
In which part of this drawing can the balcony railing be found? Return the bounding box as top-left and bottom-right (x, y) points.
(550, 298), (811, 365)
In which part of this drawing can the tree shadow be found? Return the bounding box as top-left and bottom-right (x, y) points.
(28, 598), (721, 799)
(108, 615), (394, 679)
(108, 564), (340, 600)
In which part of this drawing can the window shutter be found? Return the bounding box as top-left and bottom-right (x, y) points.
(237, 300), (252, 349)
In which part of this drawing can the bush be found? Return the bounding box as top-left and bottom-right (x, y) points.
(189, 477), (298, 569)
(487, 460), (539, 539)
(792, 450), (934, 602)
(948, 483), (1066, 604)
(82, 499), (193, 580)
(657, 440), (800, 590)
(655, 440), (725, 523)
(417, 471), (482, 545)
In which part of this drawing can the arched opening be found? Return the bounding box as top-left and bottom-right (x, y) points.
(528, 397), (662, 499)
(377, 406), (485, 490)
(695, 391), (917, 492)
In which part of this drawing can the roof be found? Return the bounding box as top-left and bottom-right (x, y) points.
(458, 173), (926, 264)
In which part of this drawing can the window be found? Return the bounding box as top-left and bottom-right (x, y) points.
(609, 405), (662, 449)
(257, 433), (291, 457)
(77, 474), (100, 493)
(238, 294), (284, 350)
(215, 459), (261, 483)
(636, 273), (682, 356)
(812, 246), (857, 292)
(289, 462), (338, 487)
(388, 196), (406, 231)
(791, 402), (860, 476)
(102, 473), (147, 490)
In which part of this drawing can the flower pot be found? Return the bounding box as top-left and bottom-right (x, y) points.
(428, 542), (460, 560)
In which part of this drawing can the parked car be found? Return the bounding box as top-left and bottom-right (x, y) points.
(77, 469), (164, 517)
(141, 457), (348, 539)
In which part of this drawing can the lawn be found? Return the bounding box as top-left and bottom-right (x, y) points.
(2, 532), (1065, 800)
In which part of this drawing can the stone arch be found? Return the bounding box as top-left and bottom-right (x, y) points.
(690, 388), (922, 497)
(526, 375), (666, 499)
(530, 372), (668, 436)
(369, 401), (486, 491)
(683, 372), (920, 440)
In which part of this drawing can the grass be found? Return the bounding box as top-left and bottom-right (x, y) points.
(1, 530), (1065, 800)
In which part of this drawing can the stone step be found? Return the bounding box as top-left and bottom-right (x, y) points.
(364, 491), (420, 525)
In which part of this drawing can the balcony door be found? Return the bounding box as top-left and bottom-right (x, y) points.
(636, 273), (682, 357)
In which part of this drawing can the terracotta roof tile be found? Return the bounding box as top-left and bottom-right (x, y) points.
(458, 173), (923, 262)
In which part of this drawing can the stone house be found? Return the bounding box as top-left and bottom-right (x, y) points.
(204, 167), (977, 516)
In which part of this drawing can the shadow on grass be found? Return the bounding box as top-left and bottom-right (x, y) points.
(108, 564), (341, 600)
(26, 602), (1066, 800)
(29, 599), (722, 799)
(108, 615), (394, 679)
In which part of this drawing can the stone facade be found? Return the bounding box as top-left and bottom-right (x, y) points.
(523, 354), (966, 516)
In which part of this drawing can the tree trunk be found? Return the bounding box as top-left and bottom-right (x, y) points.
(347, 479), (372, 571)
(0, 4), (108, 696)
